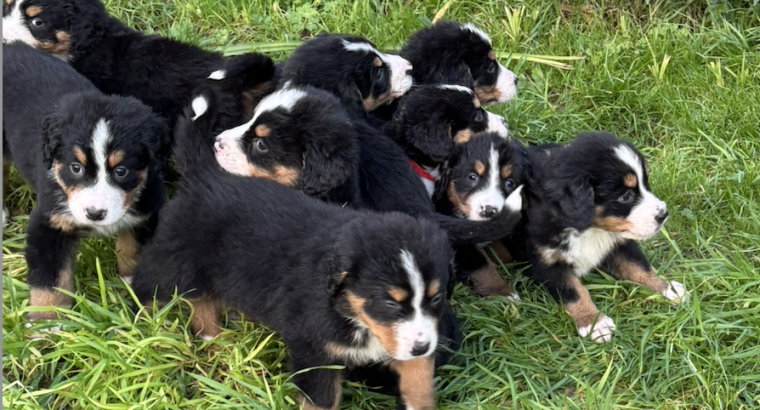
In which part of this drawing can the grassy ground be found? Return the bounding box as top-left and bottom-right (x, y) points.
(4, 0), (760, 408)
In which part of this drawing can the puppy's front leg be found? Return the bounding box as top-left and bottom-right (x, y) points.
(392, 356), (436, 410)
(291, 351), (343, 410)
(25, 209), (78, 322)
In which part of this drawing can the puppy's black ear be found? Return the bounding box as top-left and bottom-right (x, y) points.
(335, 77), (365, 117)
(301, 141), (354, 198)
(214, 53), (277, 116)
(41, 114), (63, 169)
(550, 175), (595, 231)
(409, 119), (453, 163)
(432, 164), (450, 204)
(68, 0), (109, 56)
(326, 271), (349, 297)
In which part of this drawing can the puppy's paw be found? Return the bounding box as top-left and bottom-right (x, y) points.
(26, 320), (66, 339)
(578, 314), (615, 343)
(506, 292), (521, 302)
(504, 185), (524, 212)
(121, 275), (133, 286)
(662, 280), (687, 302)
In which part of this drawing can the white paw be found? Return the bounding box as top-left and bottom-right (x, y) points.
(578, 315), (615, 343)
(201, 334), (214, 342)
(662, 280), (687, 302)
(208, 69), (226, 80)
(26, 321), (64, 338)
(121, 275), (133, 286)
(507, 292), (521, 302)
(504, 185), (524, 212)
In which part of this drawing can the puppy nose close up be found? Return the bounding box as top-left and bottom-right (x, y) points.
(85, 207), (107, 221)
(655, 210), (668, 224)
(214, 140), (225, 152)
(411, 341), (430, 357)
(480, 205), (498, 219)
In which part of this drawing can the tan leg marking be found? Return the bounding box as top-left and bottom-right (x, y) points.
(189, 296), (222, 340)
(563, 275), (601, 329)
(393, 357), (436, 410)
(488, 241), (513, 264)
(469, 262), (514, 298)
(299, 373), (343, 410)
(28, 261), (74, 321)
(116, 230), (140, 278)
(613, 259), (668, 293)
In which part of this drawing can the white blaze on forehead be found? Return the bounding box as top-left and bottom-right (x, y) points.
(395, 249), (437, 361)
(486, 111), (509, 138)
(467, 144), (506, 221)
(461, 23), (492, 45)
(3, 0), (38, 47)
(252, 87), (307, 122)
(613, 144), (667, 240)
(68, 119), (129, 227)
(341, 39), (413, 98)
(437, 84), (473, 95)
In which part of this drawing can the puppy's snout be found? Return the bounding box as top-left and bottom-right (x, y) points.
(411, 341), (430, 357)
(655, 209), (668, 225)
(85, 207), (107, 221)
(214, 139), (225, 152)
(480, 205), (498, 219)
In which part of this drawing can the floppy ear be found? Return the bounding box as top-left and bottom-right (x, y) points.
(432, 61), (474, 88)
(432, 164), (451, 204)
(547, 175), (595, 231)
(214, 53), (277, 116)
(301, 141), (354, 198)
(334, 74), (365, 117)
(408, 119), (453, 163)
(68, 0), (109, 56)
(41, 114), (63, 169)
(326, 270), (349, 297)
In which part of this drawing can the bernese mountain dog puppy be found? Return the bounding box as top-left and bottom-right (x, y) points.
(131, 123), (455, 410)
(385, 84), (509, 197)
(279, 33), (413, 119)
(435, 132), (528, 298)
(505, 132), (687, 342)
(400, 21), (518, 106)
(2, 0), (275, 130)
(3, 43), (168, 322)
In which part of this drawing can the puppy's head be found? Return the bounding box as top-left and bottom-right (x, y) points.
(43, 92), (168, 228)
(543, 132), (668, 240)
(390, 84), (508, 164)
(280, 34), (413, 114)
(442, 133), (527, 221)
(401, 21), (518, 106)
(328, 214), (452, 361)
(210, 86), (357, 197)
(2, 0), (108, 60)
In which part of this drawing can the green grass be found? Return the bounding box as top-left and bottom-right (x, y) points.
(4, 0), (760, 408)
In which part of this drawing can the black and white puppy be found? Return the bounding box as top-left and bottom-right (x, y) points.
(2, 0), (275, 130)
(3, 43), (168, 321)
(506, 132), (687, 342)
(179, 84), (361, 205)
(131, 135), (455, 409)
(385, 84), (509, 197)
(400, 21), (518, 106)
(435, 132), (528, 298)
(279, 33), (413, 118)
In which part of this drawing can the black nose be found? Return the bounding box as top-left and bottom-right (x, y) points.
(85, 207), (107, 221)
(405, 68), (413, 76)
(500, 117), (507, 126)
(514, 76), (519, 85)
(411, 342), (430, 356)
(655, 210), (668, 224)
(480, 206), (498, 219)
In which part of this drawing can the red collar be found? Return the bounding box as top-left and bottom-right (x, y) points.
(408, 158), (436, 182)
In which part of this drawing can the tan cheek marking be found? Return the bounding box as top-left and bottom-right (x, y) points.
(501, 165), (512, 179)
(389, 288), (408, 303)
(474, 85), (502, 105)
(6, 0), (12, 6)
(107, 150), (125, 168)
(392, 357), (436, 410)
(623, 173), (637, 188)
(122, 168), (148, 209)
(39, 31), (73, 59)
(613, 259), (669, 293)
(474, 161), (485, 176)
(48, 213), (78, 232)
(592, 206), (633, 233)
(25, 6), (42, 17)
(447, 180), (470, 217)
(248, 165), (300, 187)
(53, 162), (83, 201)
(189, 296), (223, 339)
(487, 50), (496, 61)
(488, 241), (513, 263)
(254, 124), (271, 138)
(362, 95), (378, 112)
(116, 230), (140, 278)
(73, 147), (87, 166)
(563, 275), (601, 329)
(453, 128), (473, 145)
(472, 97), (481, 109)
(468, 263), (514, 298)
(27, 259), (74, 321)
(373, 57), (382, 67)
(426, 280), (440, 298)
(347, 293), (398, 356)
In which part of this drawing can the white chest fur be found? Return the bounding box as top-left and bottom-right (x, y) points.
(564, 228), (622, 277)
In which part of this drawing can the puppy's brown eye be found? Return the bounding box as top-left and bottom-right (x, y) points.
(504, 179), (516, 191)
(617, 191), (635, 204)
(385, 300), (400, 310)
(467, 173), (479, 182)
(487, 62), (497, 74)
(254, 139), (268, 154)
(70, 163), (83, 175)
(375, 68), (386, 81)
(475, 111), (484, 122)
(30, 18), (44, 27)
(114, 166), (129, 179)
(430, 293), (443, 306)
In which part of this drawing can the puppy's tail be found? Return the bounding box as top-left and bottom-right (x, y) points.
(172, 88), (222, 175)
(433, 186), (525, 246)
